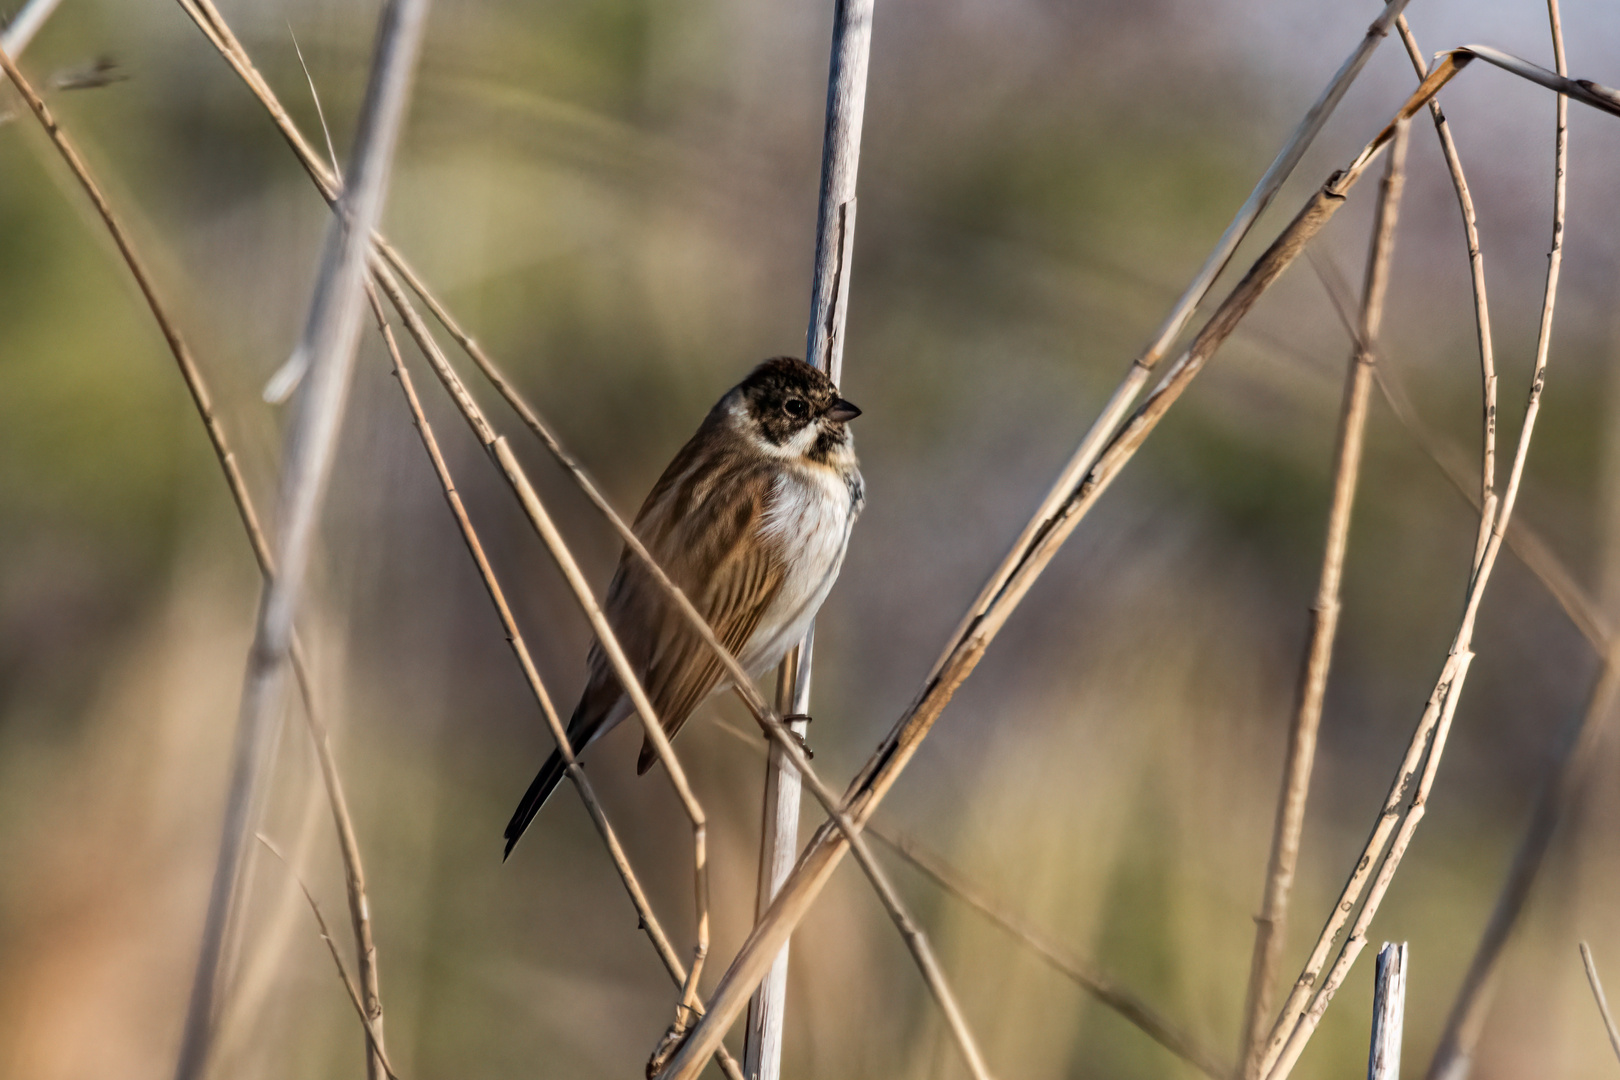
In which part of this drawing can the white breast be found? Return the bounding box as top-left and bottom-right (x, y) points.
(743, 464), (862, 674)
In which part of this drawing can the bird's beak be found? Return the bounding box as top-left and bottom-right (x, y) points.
(825, 397), (861, 422)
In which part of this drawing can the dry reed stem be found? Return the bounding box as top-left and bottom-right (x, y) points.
(1238, 118), (1409, 1080)
(1455, 45), (1620, 120)
(1262, 20), (1571, 1076)
(0, 37), (395, 1080)
(256, 836), (400, 1080)
(751, 2), (871, 1076)
(1391, 17), (1498, 572)
(1419, 7), (1571, 1075)
(172, 2), (429, 1076)
(1265, 652), (1473, 1079)
(365, 286), (746, 1080)
(1306, 248), (1608, 654)
(1367, 943), (1407, 1080)
(654, 59), (1469, 1080)
(938, 0), (1414, 697)
(1423, 648), (1620, 1080)
(1371, 364), (1608, 650)
(746, 644), (810, 1080)
(1581, 943), (1620, 1066)
(301, 656), (387, 1080)
(0, 0), (62, 55)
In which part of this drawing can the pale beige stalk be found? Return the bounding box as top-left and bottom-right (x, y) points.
(1419, 8), (1571, 1077)
(0, 0), (62, 55)
(750, 1), (872, 1076)
(172, 2), (429, 1075)
(1391, 16), (1498, 572)
(1580, 943), (1620, 1066)
(1238, 118), (1410, 1080)
(1367, 944), (1407, 1080)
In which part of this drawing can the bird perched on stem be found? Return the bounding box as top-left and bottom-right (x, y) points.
(504, 356), (864, 857)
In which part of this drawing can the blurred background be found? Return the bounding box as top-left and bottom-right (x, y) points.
(4, 0), (1620, 1077)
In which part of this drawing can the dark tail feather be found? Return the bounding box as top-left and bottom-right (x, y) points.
(503, 749), (570, 860)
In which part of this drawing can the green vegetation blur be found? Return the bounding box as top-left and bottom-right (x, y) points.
(4, 1), (1620, 1078)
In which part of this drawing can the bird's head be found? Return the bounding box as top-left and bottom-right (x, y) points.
(730, 356), (861, 464)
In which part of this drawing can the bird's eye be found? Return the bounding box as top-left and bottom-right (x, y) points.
(784, 398), (809, 419)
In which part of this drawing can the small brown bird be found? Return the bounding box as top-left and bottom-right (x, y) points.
(504, 357), (864, 857)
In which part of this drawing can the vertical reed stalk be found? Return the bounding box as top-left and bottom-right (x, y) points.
(170, 3), (430, 1077)
(1367, 944), (1407, 1080)
(1238, 118), (1409, 1080)
(747, 1), (871, 1076)
(744, 642), (812, 1080)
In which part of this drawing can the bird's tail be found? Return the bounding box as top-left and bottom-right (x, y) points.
(503, 749), (570, 860)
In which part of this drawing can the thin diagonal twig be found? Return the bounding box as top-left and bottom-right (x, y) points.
(936, 0), (1416, 700)
(875, 827), (1230, 1080)
(1581, 943), (1620, 1067)
(256, 835), (400, 1080)
(1238, 117), (1410, 1080)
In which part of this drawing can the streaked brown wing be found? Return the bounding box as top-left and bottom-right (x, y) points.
(629, 463), (785, 772)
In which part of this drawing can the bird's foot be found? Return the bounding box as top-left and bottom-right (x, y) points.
(781, 713), (813, 758)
